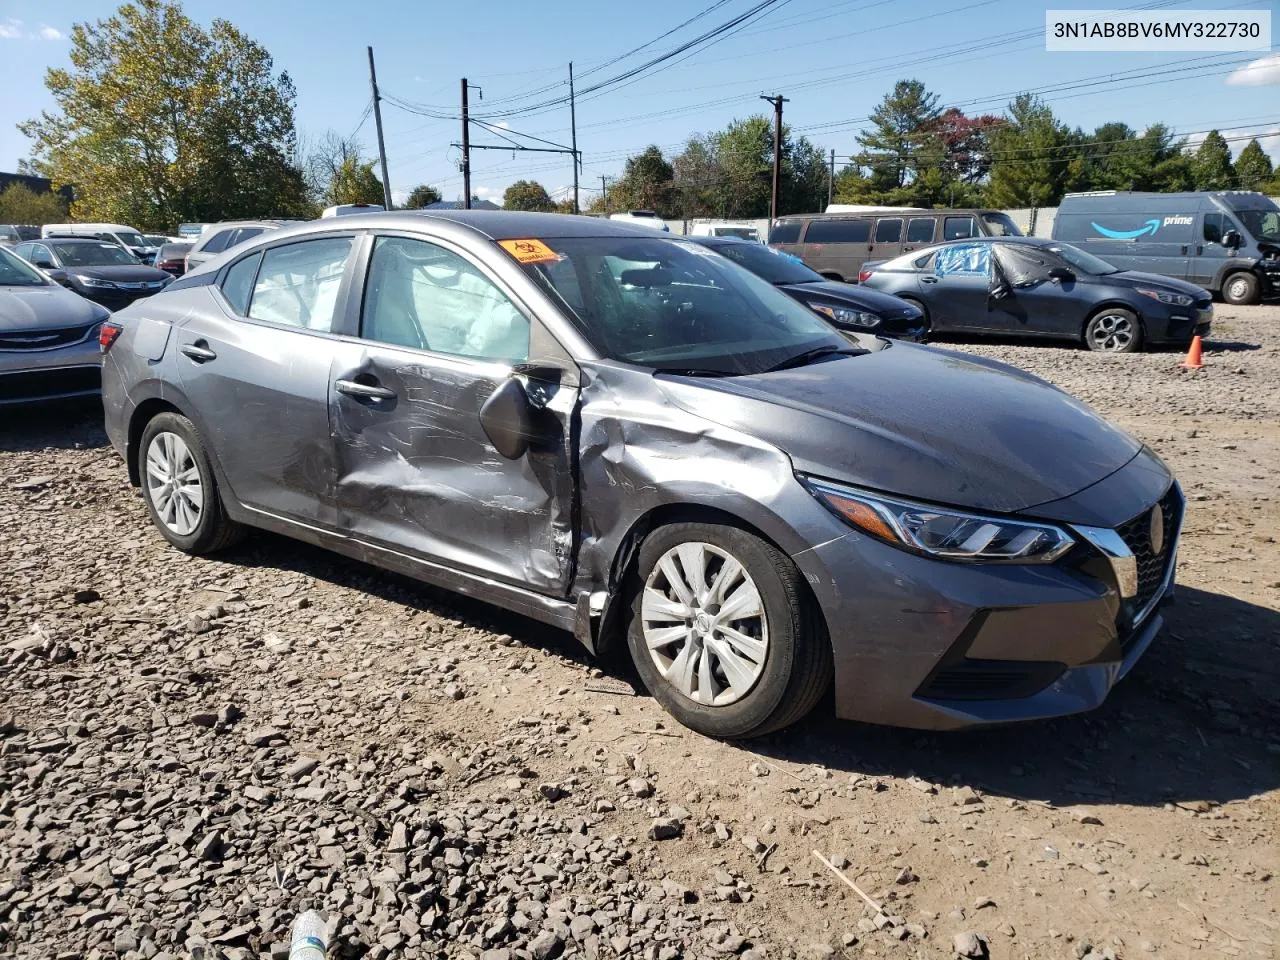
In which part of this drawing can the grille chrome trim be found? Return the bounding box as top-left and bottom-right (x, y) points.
(1072, 524), (1138, 598)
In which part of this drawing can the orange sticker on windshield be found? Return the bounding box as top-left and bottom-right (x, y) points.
(500, 238), (561, 264)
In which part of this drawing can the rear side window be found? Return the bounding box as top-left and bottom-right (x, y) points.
(228, 227), (265, 249)
(943, 217), (976, 240)
(221, 252), (262, 315)
(769, 220), (802, 244)
(935, 243), (990, 277)
(201, 229), (235, 254)
(906, 218), (935, 243)
(875, 218), (903, 243)
(804, 219), (870, 243)
(249, 237), (352, 332)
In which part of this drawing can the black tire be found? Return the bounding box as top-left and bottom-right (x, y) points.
(1084, 307), (1143, 353)
(899, 296), (931, 336)
(1221, 271), (1259, 306)
(820, 272), (846, 282)
(625, 522), (832, 739)
(137, 412), (244, 554)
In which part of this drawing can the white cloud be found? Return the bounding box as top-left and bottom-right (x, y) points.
(493, 121), (510, 130)
(38, 25), (63, 40)
(1226, 53), (1280, 87)
(0, 19), (23, 39)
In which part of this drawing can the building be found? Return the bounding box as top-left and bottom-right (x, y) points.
(0, 171), (75, 203)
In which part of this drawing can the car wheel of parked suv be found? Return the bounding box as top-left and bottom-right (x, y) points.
(1221, 271), (1259, 306)
(626, 522), (832, 739)
(1085, 308), (1142, 353)
(139, 412), (243, 554)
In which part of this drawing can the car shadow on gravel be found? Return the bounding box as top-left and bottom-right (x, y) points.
(0, 398), (108, 453)
(746, 585), (1280, 810)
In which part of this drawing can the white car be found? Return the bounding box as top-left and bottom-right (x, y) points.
(608, 210), (669, 232)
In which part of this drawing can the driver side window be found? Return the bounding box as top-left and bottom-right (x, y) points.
(1203, 213), (1224, 245)
(934, 243), (990, 278)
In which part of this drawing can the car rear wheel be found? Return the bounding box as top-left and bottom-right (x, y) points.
(1221, 271), (1259, 306)
(139, 412), (243, 554)
(625, 522), (831, 739)
(1085, 308), (1142, 353)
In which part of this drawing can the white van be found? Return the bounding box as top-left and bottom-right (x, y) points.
(321, 203), (385, 218)
(608, 210), (670, 232)
(41, 223), (158, 262)
(689, 221), (761, 241)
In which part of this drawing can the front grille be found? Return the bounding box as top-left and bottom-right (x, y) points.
(0, 365), (101, 402)
(0, 325), (96, 351)
(918, 659), (1065, 701)
(1115, 486), (1182, 612)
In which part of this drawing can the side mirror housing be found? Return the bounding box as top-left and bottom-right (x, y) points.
(46, 268), (69, 284)
(479, 377), (535, 460)
(1223, 230), (1242, 250)
(1048, 266), (1075, 282)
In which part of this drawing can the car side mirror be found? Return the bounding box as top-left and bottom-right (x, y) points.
(1223, 230), (1242, 250)
(1048, 266), (1075, 282)
(479, 377), (535, 460)
(46, 268), (69, 284)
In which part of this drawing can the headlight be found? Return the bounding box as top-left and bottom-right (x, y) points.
(1136, 288), (1192, 306)
(74, 275), (118, 289)
(808, 302), (880, 328)
(803, 477), (1075, 563)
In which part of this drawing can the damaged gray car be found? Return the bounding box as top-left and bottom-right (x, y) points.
(100, 212), (1182, 737)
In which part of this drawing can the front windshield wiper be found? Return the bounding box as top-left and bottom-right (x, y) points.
(653, 367), (736, 378)
(763, 345), (861, 373)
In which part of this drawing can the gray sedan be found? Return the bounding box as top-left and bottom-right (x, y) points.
(100, 212), (1182, 737)
(0, 245), (110, 404)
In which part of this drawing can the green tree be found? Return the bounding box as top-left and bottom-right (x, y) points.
(854, 80), (942, 193)
(611, 146), (675, 216)
(709, 119), (773, 217)
(0, 184), (67, 225)
(986, 94), (1073, 207)
(326, 157), (383, 206)
(19, 0), (309, 228)
(404, 183), (443, 208)
(1234, 139), (1274, 191)
(671, 135), (722, 219)
(502, 180), (554, 212)
(1191, 130), (1236, 190)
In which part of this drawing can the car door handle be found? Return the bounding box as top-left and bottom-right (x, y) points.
(180, 342), (217, 362)
(335, 379), (396, 401)
(1180, 245), (1188, 255)
(921, 276), (939, 284)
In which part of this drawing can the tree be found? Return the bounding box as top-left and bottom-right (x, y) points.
(671, 135), (722, 219)
(326, 157), (383, 206)
(610, 146), (675, 216)
(0, 184), (67, 225)
(301, 130), (363, 205)
(1234, 138), (1273, 191)
(404, 183), (443, 209)
(855, 80), (943, 193)
(1191, 130), (1236, 190)
(986, 94), (1073, 207)
(503, 180), (554, 212)
(19, 0), (310, 229)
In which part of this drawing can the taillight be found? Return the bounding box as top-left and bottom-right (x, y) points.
(858, 269), (873, 283)
(99, 321), (124, 352)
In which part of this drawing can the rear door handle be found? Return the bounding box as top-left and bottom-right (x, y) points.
(335, 379), (396, 401)
(180, 342), (217, 363)
(921, 276), (939, 284)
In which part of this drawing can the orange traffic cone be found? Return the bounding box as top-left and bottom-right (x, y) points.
(1181, 335), (1204, 369)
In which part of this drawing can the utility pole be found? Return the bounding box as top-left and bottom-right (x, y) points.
(828, 148), (835, 209)
(367, 47), (392, 210)
(569, 62), (580, 215)
(760, 94), (788, 222)
(460, 78), (471, 209)
(600, 175), (610, 214)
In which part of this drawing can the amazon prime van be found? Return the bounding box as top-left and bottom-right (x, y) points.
(1053, 191), (1280, 304)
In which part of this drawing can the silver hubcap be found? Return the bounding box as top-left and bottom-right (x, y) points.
(641, 542), (769, 706)
(145, 432), (203, 536)
(1090, 314), (1134, 351)
(1228, 278), (1248, 300)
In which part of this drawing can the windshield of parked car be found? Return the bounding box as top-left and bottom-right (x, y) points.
(1046, 243), (1120, 275)
(1232, 207), (1280, 243)
(0, 246), (48, 286)
(704, 240), (825, 285)
(981, 212), (1023, 237)
(51, 241), (139, 267)
(517, 236), (847, 375)
(115, 231), (148, 248)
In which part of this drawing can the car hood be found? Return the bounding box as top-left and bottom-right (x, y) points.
(658, 342), (1141, 514)
(0, 285), (106, 330)
(66, 265), (170, 283)
(1102, 270), (1209, 300)
(778, 280), (920, 315)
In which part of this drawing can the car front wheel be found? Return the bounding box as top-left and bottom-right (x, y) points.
(1221, 271), (1259, 306)
(626, 522), (831, 739)
(138, 412), (243, 554)
(1085, 308), (1142, 353)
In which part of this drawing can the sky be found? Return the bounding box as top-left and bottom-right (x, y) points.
(1, 0), (1278, 208)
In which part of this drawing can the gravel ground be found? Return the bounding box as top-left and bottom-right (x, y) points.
(2, 304), (1278, 960)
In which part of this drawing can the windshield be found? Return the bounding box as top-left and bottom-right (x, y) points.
(1232, 207), (1280, 243)
(1046, 242), (1119, 275)
(51, 242), (139, 267)
(0, 247), (48, 286)
(714, 227), (759, 240)
(0, 226), (20, 242)
(115, 232), (148, 248)
(981, 212), (1023, 237)
(705, 240), (824, 285)
(517, 236), (846, 375)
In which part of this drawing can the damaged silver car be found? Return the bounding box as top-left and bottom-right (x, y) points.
(101, 212), (1182, 737)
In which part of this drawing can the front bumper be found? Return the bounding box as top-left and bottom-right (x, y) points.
(792, 472), (1181, 730)
(1148, 303), (1212, 344)
(0, 330), (103, 404)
